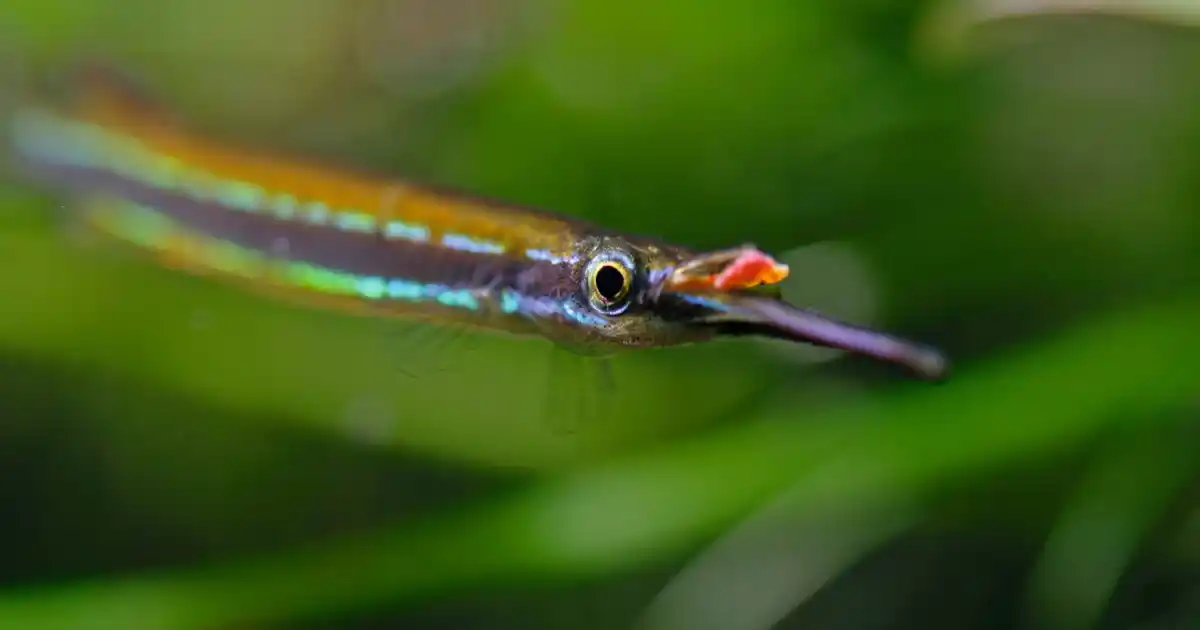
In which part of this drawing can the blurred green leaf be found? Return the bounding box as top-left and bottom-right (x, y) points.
(917, 0), (1200, 65)
(639, 498), (916, 630)
(0, 296), (1193, 630)
(1025, 421), (1199, 630)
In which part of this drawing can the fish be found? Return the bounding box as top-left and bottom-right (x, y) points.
(6, 66), (948, 407)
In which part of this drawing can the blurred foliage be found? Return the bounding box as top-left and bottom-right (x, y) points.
(0, 1), (1196, 630)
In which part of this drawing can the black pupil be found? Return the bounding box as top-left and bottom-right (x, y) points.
(594, 264), (627, 302)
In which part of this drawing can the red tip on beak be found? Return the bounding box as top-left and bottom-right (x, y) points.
(666, 246), (789, 292)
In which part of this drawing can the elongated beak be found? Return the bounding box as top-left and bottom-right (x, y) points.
(657, 289), (949, 381)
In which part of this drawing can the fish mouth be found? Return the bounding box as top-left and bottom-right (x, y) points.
(655, 290), (948, 380)
(650, 247), (948, 380)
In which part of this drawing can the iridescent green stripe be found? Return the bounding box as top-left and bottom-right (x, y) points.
(10, 108), (514, 256)
(89, 199), (507, 312)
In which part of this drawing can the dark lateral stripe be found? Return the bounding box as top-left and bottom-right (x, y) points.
(18, 154), (535, 291)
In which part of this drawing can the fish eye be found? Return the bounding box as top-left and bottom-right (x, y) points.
(584, 251), (634, 314)
(594, 264), (628, 301)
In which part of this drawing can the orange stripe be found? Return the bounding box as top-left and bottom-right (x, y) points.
(75, 81), (580, 258)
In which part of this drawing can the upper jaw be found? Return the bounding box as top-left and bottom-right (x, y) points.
(641, 245), (788, 304)
(664, 245), (789, 293)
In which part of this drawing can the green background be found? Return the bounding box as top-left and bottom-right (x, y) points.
(0, 1), (1196, 629)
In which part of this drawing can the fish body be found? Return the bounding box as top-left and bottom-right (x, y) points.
(9, 68), (948, 378)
